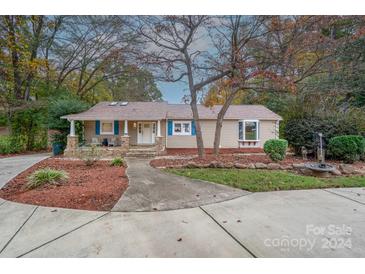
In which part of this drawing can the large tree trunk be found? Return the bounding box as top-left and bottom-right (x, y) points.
(24, 16), (44, 101)
(213, 90), (239, 155)
(184, 48), (206, 159)
(5, 16), (23, 100)
(190, 97), (205, 159)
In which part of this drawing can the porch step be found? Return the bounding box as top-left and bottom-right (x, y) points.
(126, 150), (156, 158)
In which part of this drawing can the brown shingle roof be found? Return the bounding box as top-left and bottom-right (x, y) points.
(61, 101), (282, 121)
(166, 104), (282, 120)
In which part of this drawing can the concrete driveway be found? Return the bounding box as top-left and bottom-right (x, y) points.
(0, 153), (50, 188)
(0, 154), (364, 257)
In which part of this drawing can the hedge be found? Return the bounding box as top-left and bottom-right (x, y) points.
(328, 135), (365, 163)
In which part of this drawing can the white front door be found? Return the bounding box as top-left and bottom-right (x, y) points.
(137, 122), (156, 144)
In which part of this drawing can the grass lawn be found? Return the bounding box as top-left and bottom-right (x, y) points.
(166, 168), (365, 192)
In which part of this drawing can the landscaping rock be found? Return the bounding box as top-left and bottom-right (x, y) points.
(280, 165), (293, 170)
(354, 168), (365, 175)
(186, 161), (200, 168)
(209, 161), (225, 168)
(247, 163), (256, 169)
(267, 163), (281, 170)
(224, 162), (234, 168)
(255, 163), (268, 169)
(298, 168), (314, 176)
(293, 163), (306, 169)
(339, 164), (356, 175)
(330, 168), (342, 176)
(234, 163), (248, 169)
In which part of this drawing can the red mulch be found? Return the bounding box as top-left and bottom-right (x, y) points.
(166, 148), (263, 155)
(0, 158), (128, 211)
(150, 154), (365, 169)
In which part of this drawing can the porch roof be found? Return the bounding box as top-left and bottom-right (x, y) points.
(61, 101), (169, 121)
(61, 101), (282, 121)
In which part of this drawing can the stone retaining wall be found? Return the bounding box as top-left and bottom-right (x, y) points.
(157, 161), (365, 177)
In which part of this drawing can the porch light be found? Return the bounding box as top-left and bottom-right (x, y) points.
(133, 122), (137, 128)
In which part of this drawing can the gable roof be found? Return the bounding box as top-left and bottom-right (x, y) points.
(61, 101), (282, 121)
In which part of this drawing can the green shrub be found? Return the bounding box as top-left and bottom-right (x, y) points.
(0, 136), (24, 154)
(111, 157), (125, 167)
(284, 116), (360, 155)
(328, 135), (365, 163)
(48, 97), (89, 147)
(27, 168), (68, 189)
(263, 139), (288, 162)
(350, 135), (365, 160)
(10, 103), (48, 151)
(81, 145), (100, 166)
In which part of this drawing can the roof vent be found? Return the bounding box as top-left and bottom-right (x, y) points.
(109, 102), (118, 106)
(120, 101), (128, 106)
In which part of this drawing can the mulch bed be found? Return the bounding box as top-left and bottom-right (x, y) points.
(150, 154), (365, 169)
(166, 148), (264, 155)
(0, 158), (128, 211)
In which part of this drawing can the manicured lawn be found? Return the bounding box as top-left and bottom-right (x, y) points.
(166, 168), (365, 192)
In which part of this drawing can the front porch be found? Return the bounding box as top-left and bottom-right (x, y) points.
(64, 119), (166, 158)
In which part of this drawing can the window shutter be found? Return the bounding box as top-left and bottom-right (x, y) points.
(257, 121), (260, 140)
(95, 120), (100, 135)
(114, 120), (119, 135)
(238, 121), (243, 140)
(168, 120), (173, 136)
(191, 120), (196, 136)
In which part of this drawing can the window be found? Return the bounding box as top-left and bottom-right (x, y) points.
(239, 120), (259, 140)
(101, 121), (114, 135)
(173, 121), (191, 135)
(152, 123), (156, 134)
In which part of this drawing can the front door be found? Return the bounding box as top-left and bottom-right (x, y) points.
(137, 122), (156, 144)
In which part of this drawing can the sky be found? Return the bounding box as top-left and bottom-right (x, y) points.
(158, 81), (189, 103)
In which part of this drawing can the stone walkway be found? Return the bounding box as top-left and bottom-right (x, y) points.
(112, 158), (248, 211)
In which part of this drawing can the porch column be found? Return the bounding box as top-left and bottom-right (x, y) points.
(70, 120), (76, 137)
(124, 120), (128, 136)
(157, 120), (161, 137)
(65, 119), (79, 157)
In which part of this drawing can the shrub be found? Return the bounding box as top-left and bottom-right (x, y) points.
(27, 168), (68, 189)
(264, 139), (288, 162)
(111, 157), (125, 167)
(48, 97), (89, 147)
(284, 116), (360, 155)
(350, 135), (365, 160)
(81, 145), (100, 166)
(0, 136), (24, 154)
(10, 103), (48, 151)
(328, 135), (365, 163)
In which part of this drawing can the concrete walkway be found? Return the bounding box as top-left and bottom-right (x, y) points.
(0, 154), (365, 257)
(112, 158), (247, 211)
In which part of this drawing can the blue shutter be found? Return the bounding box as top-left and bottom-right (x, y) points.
(114, 120), (119, 135)
(191, 120), (196, 136)
(168, 120), (173, 136)
(95, 120), (100, 135)
(238, 121), (243, 140)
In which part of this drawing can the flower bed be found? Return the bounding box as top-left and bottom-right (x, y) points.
(0, 158), (128, 211)
(151, 154), (365, 176)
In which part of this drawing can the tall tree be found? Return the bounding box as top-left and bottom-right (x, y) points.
(134, 16), (230, 158)
(207, 16), (347, 154)
(51, 16), (135, 98)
